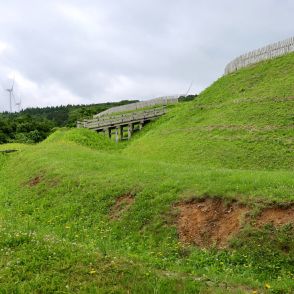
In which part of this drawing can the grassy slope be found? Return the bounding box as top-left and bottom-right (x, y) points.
(44, 128), (119, 151)
(0, 143), (29, 151)
(126, 53), (294, 170)
(0, 54), (293, 293)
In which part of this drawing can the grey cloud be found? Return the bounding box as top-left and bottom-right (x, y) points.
(0, 0), (293, 111)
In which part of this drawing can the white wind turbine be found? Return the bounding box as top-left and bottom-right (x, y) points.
(15, 96), (22, 112)
(5, 77), (15, 113)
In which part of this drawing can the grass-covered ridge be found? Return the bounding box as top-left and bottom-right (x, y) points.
(44, 128), (118, 151)
(126, 52), (294, 170)
(0, 53), (293, 293)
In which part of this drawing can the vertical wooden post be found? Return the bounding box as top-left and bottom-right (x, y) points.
(139, 121), (143, 131)
(119, 125), (123, 140)
(128, 123), (133, 140)
(104, 128), (111, 139)
(115, 127), (119, 143)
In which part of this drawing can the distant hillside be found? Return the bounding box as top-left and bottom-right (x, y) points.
(125, 52), (294, 170)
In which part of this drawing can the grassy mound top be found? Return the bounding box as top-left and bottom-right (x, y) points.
(44, 128), (118, 151)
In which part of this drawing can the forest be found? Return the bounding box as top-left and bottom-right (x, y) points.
(0, 100), (138, 144)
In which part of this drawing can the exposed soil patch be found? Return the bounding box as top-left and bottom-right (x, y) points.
(176, 198), (249, 248)
(110, 194), (134, 220)
(176, 198), (294, 248)
(256, 206), (294, 227)
(28, 176), (42, 187)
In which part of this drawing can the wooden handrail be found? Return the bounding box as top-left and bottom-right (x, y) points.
(77, 107), (166, 130)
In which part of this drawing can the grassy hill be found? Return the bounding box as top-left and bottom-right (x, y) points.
(0, 53), (293, 293)
(125, 52), (294, 170)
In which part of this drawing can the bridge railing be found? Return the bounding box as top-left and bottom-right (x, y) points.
(77, 107), (166, 130)
(93, 96), (179, 118)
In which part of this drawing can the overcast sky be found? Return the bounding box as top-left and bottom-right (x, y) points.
(0, 0), (293, 111)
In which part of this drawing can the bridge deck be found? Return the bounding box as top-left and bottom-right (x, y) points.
(77, 107), (166, 141)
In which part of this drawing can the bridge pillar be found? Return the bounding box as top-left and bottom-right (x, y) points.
(139, 121), (144, 130)
(119, 125), (124, 140)
(115, 127), (119, 143)
(104, 128), (111, 139)
(128, 123), (134, 140)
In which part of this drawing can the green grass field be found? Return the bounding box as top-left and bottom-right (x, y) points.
(0, 53), (293, 293)
(126, 53), (294, 170)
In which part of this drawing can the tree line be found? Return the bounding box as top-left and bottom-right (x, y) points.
(0, 100), (138, 144)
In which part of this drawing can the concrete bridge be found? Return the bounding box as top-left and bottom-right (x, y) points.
(77, 107), (166, 142)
